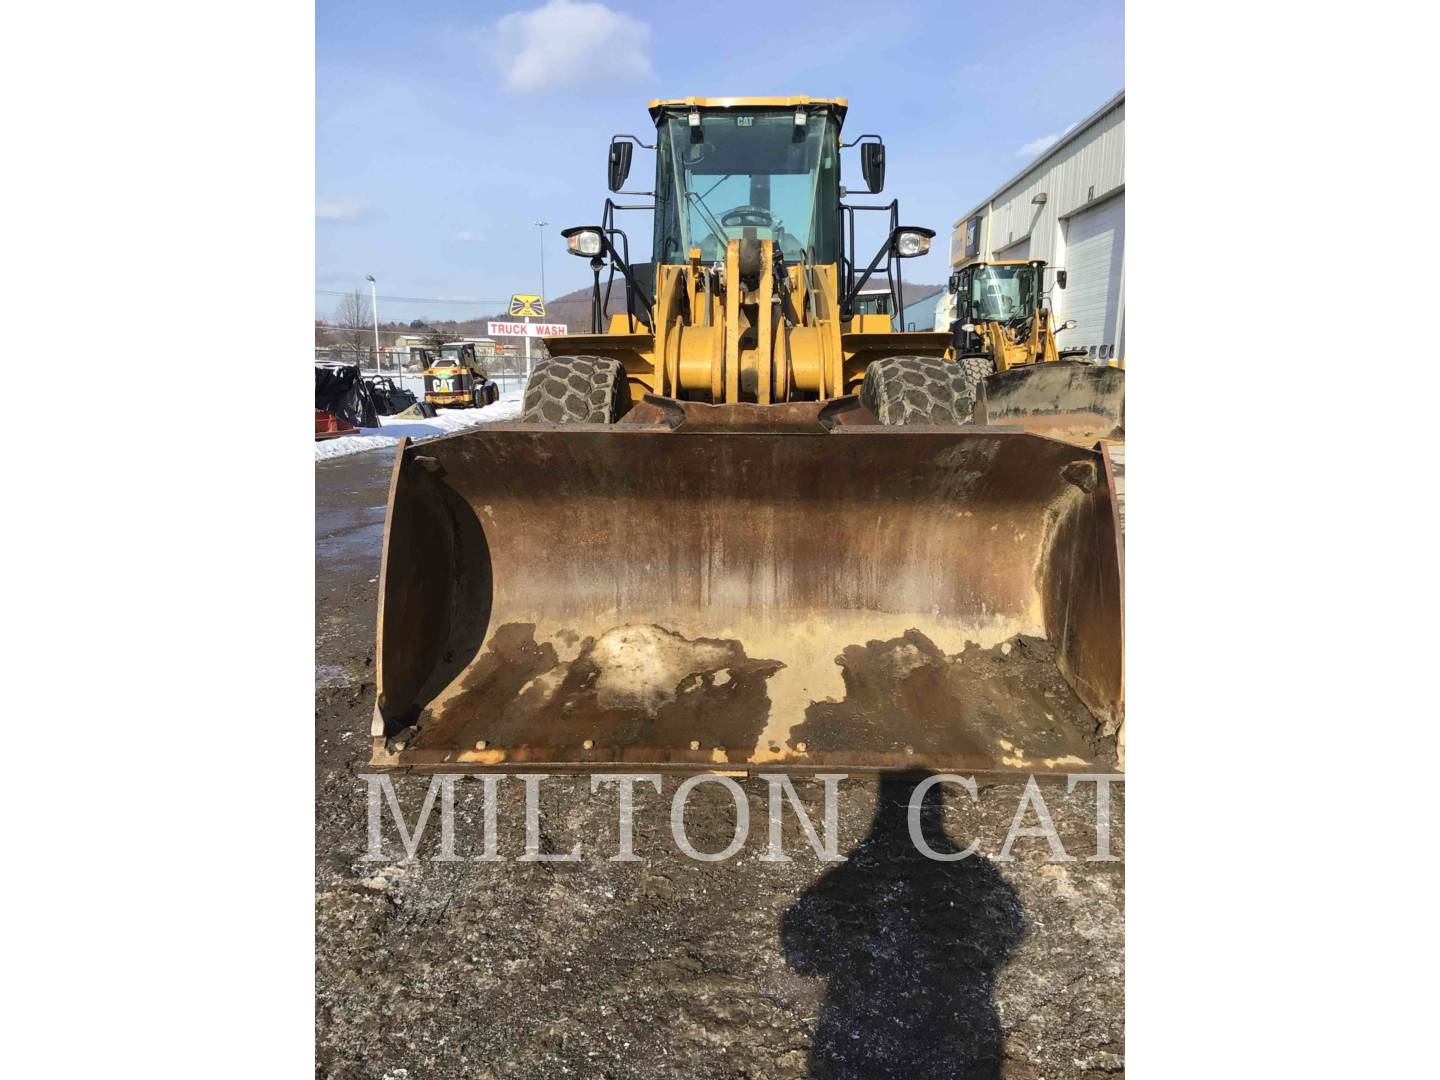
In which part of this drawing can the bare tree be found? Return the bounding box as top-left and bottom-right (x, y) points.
(332, 289), (374, 361)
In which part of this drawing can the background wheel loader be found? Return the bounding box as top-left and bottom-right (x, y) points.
(944, 258), (1125, 444)
(420, 342), (500, 410)
(371, 97), (1123, 776)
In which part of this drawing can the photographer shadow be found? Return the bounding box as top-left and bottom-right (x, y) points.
(780, 775), (1024, 1079)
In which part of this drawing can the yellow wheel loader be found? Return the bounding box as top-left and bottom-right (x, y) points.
(371, 97), (1123, 775)
(947, 258), (1125, 445)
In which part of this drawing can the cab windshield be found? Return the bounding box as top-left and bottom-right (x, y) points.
(654, 108), (840, 266)
(970, 264), (1038, 321)
(440, 346), (464, 362)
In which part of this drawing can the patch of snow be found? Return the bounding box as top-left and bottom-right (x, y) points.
(315, 384), (525, 461)
(315, 664), (352, 688)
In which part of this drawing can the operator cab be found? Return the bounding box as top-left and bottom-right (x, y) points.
(849, 280), (894, 316)
(650, 102), (843, 266)
(950, 260), (1042, 323)
(948, 258), (1064, 352)
(562, 96), (933, 346)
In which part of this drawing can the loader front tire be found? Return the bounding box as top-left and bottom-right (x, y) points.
(522, 355), (627, 424)
(860, 355), (979, 426)
(955, 354), (995, 386)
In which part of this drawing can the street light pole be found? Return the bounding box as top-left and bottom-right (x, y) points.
(534, 219), (548, 304)
(528, 221), (549, 384)
(366, 274), (381, 375)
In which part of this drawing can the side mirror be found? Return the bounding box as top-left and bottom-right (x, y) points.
(1055, 269), (1068, 289)
(861, 142), (886, 193)
(1059, 319), (1077, 332)
(608, 139), (633, 192)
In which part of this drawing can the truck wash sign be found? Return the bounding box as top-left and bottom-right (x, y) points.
(487, 321), (568, 337)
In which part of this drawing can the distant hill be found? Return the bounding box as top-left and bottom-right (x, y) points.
(536, 282), (637, 333)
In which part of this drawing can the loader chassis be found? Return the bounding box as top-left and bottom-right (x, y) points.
(371, 97), (1124, 775)
(950, 259), (1125, 443)
(545, 100), (952, 405)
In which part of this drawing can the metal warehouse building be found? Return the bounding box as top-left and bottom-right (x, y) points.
(950, 90), (1124, 361)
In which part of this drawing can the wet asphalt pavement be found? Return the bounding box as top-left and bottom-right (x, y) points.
(315, 445), (1124, 1079)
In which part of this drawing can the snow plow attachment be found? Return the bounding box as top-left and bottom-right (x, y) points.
(371, 398), (1122, 775)
(975, 361), (1125, 445)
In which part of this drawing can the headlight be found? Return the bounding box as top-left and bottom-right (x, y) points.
(893, 228), (934, 258)
(562, 226), (604, 257)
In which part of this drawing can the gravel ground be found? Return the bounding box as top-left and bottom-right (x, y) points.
(316, 448), (1124, 1079)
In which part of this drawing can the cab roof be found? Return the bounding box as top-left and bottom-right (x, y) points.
(648, 96), (848, 125)
(956, 258), (1044, 269)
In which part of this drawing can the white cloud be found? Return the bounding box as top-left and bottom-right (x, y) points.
(491, 0), (653, 94)
(1015, 121), (1079, 159)
(453, 229), (483, 242)
(1016, 133), (1060, 158)
(316, 198), (369, 222)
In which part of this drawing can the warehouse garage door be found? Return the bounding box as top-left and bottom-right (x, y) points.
(1059, 192), (1124, 359)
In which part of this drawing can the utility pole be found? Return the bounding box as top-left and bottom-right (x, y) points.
(530, 220), (548, 384)
(366, 275), (381, 374)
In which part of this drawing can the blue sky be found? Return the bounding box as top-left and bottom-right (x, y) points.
(317, 0), (1123, 323)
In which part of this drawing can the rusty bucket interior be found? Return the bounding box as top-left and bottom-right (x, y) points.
(372, 399), (1122, 775)
(976, 361), (1125, 445)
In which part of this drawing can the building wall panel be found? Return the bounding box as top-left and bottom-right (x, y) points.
(951, 96), (1124, 268)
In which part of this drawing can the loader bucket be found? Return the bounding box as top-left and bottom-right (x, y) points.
(975, 361), (1125, 445)
(371, 398), (1122, 775)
